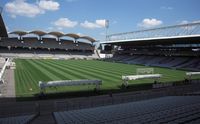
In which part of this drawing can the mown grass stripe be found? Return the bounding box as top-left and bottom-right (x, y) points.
(73, 60), (142, 74)
(44, 59), (119, 83)
(43, 60), (117, 84)
(25, 59), (51, 81)
(27, 59), (61, 80)
(40, 60), (96, 79)
(57, 60), (135, 75)
(61, 60), (124, 78)
(46, 60), (121, 82)
(36, 61), (84, 79)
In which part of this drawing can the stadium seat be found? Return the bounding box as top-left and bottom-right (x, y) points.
(54, 96), (200, 124)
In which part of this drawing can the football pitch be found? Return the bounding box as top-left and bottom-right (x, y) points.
(14, 59), (193, 97)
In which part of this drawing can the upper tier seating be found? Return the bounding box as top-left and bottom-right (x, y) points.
(0, 37), (94, 51)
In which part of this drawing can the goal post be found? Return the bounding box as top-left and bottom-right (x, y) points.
(136, 68), (154, 75)
(121, 68), (160, 87)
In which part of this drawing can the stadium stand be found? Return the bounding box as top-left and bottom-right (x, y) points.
(0, 114), (36, 124)
(0, 82), (200, 124)
(106, 54), (200, 71)
(0, 100), (39, 124)
(101, 22), (200, 71)
(0, 46), (98, 59)
(0, 37), (94, 51)
(53, 96), (200, 124)
(0, 24), (97, 59)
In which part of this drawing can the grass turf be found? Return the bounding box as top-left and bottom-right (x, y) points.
(14, 59), (197, 97)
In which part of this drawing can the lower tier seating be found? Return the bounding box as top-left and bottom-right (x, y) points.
(54, 96), (200, 124)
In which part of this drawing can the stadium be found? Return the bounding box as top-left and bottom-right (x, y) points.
(0, 1), (200, 124)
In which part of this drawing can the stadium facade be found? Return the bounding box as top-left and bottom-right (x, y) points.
(0, 14), (97, 57)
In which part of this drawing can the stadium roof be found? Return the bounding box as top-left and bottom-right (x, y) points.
(102, 35), (200, 46)
(65, 33), (80, 39)
(101, 22), (200, 46)
(10, 31), (27, 36)
(9, 31), (96, 42)
(48, 31), (64, 37)
(29, 30), (46, 36)
(80, 36), (96, 42)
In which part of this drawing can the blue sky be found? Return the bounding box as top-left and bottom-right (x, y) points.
(0, 0), (200, 41)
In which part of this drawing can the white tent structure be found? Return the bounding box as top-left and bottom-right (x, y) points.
(186, 72), (200, 76)
(186, 72), (200, 82)
(122, 74), (162, 86)
(39, 79), (102, 93)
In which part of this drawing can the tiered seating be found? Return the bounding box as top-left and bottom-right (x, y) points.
(0, 38), (19, 47)
(0, 47), (97, 59)
(0, 37), (94, 51)
(23, 37), (39, 48)
(78, 42), (93, 51)
(0, 114), (36, 124)
(110, 55), (200, 71)
(54, 96), (200, 124)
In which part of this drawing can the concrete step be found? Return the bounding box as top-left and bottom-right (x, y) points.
(31, 113), (55, 124)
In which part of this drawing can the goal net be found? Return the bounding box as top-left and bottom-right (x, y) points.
(136, 68), (154, 75)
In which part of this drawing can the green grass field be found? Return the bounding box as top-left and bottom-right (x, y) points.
(14, 59), (196, 97)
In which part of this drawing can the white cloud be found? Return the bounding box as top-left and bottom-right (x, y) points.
(80, 19), (108, 29)
(38, 0), (59, 11)
(5, 0), (59, 18)
(180, 20), (189, 24)
(54, 18), (78, 28)
(192, 20), (200, 23)
(138, 18), (163, 28)
(46, 26), (64, 32)
(161, 6), (173, 10)
(5, 0), (43, 18)
(80, 21), (100, 29)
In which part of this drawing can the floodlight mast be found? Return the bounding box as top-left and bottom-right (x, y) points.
(105, 20), (109, 41)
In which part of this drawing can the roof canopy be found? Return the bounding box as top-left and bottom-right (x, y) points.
(29, 30), (47, 36)
(9, 30), (96, 42)
(48, 31), (64, 37)
(10, 31), (27, 36)
(80, 36), (96, 42)
(65, 33), (80, 39)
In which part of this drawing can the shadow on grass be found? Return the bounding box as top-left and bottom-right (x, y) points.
(0, 79), (195, 102)
(14, 83), (153, 101)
